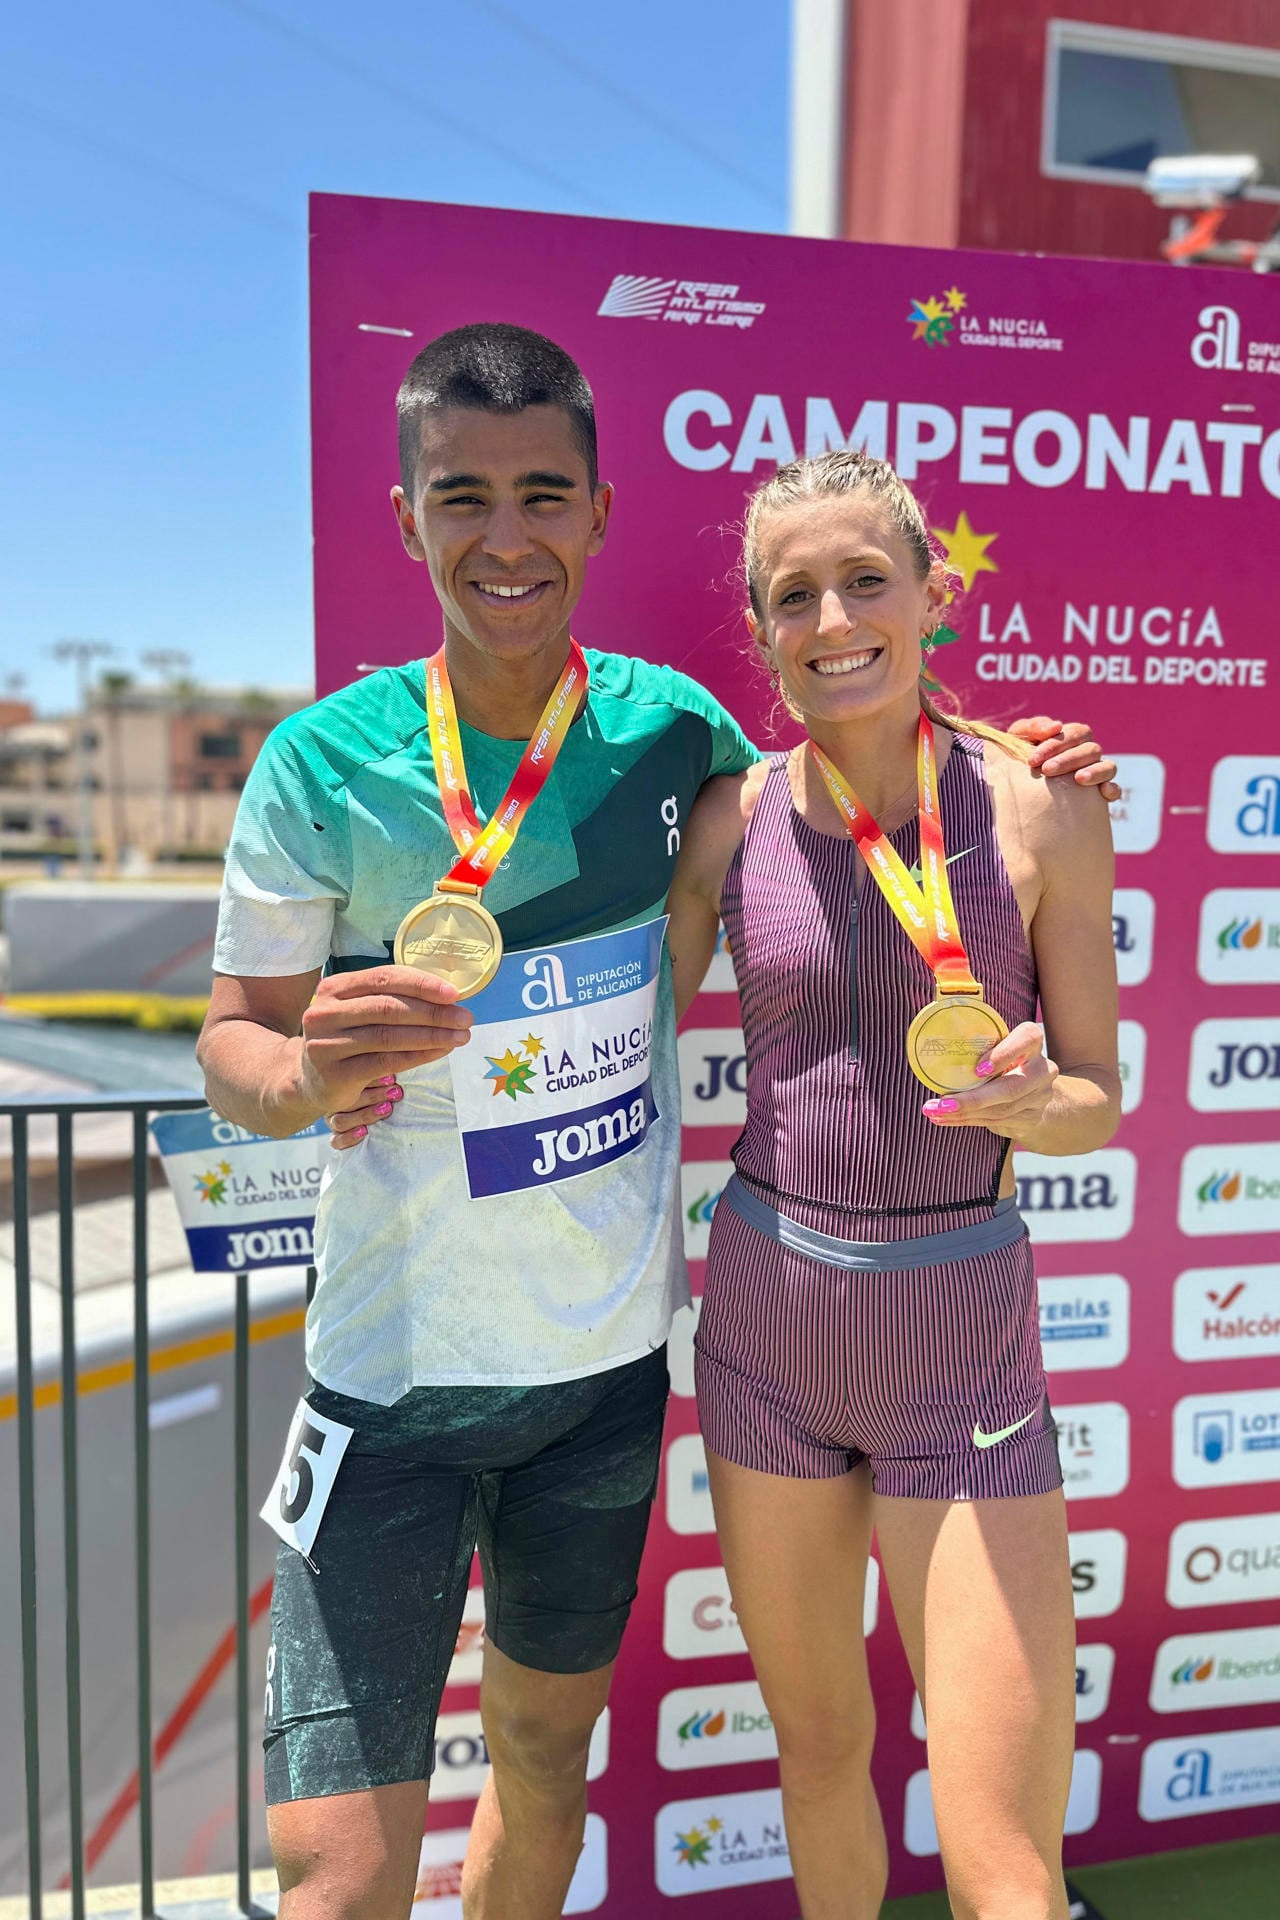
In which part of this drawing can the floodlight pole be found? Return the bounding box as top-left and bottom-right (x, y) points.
(52, 639), (114, 878)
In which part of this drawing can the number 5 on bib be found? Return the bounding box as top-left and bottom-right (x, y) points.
(261, 1398), (354, 1561)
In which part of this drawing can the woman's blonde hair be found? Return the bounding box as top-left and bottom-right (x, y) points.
(742, 449), (1028, 759)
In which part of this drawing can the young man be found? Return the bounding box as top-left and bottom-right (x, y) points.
(198, 323), (1117, 1920)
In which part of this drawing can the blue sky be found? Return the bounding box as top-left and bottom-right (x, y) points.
(3, 0), (789, 713)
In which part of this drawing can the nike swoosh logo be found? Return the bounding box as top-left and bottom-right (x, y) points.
(908, 845), (977, 886)
(973, 1411), (1036, 1450)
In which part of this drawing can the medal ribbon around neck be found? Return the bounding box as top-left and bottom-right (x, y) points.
(808, 713), (981, 996)
(427, 638), (588, 886)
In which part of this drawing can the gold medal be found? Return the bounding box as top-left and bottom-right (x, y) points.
(906, 993), (1009, 1095)
(394, 883), (503, 998)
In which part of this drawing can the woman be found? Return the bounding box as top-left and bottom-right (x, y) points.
(662, 450), (1118, 1920)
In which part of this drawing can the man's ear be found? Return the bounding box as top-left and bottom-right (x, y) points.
(586, 481), (614, 557)
(390, 485), (426, 562)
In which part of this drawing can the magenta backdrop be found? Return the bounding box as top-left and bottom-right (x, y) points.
(310, 193), (1280, 1908)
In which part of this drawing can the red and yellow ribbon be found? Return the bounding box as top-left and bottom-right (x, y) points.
(809, 714), (980, 995)
(426, 640), (588, 888)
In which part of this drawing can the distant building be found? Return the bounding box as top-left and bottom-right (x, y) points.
(792, 3), (1280, 261)
(0, 683), (311, 862)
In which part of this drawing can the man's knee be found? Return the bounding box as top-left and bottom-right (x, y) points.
(483, 1702), (597, 1799)
(270, 1788), (423, 1920)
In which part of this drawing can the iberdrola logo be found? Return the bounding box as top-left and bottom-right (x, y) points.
(1218, 917), (1262, 952)
(907, 284), (966, 346)
(686, 1189), (721, 1228)
(194, 1162), (232, 1206)
(1198, 1171), (1241, 1205)
(678, 1708), (726, 1742)
(484, 1033), (544, 1101)
(672, 1817), (722, 1869)
(1172, 1656), (1215, 1685)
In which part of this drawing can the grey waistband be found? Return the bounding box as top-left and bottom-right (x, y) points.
(722, 1175), (1027, 1273)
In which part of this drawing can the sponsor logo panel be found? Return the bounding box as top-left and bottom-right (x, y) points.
(416, 1816), (606, 1913)
(1109, 756), (1165, 855)
(665, 1433), (715, 1535)
(1055, 1403), (1130, 1500)
(1038, 1274), (1130, 1373)
(704, 924), (738, 994)
(904, 281), (1065, 354)
(1178, 1145), (1280, 1238)
(905, 1751), (1100, 1856)
(445, 1586), (486, 1688)
(1188, 1019), (1280, 1113)
(1139, 1726), (1280, 1822)
(1069, 1530), (1128, 1620)
(1118, 1020), (1145, 1113)
(1112, 889), (1155, 987)
(1017, 1150), (1136, 1243)
(678, 1028), (747, 1127)
(910, 1645), (1112, 1738)
(1197, 889), (1280, 985)
(430, 1710), (609, 1803)
(657, 1681), (777, 1771)
(1166, 1513), (1280, 1608)
(1174, 1266), (1280, 1363)
(1207, 758), (1280, 854)
(662, 1561), (879, 1658)
(654, 1787), (791, 1895)
(668, 1297), (701, 1398)
(1151, 1625), (1280, 1713)
(680, 1160), (732, 1261)
(1173, 1390), (1280, 1490)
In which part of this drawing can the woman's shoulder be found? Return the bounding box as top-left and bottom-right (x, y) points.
(979, 732), (1114, 865)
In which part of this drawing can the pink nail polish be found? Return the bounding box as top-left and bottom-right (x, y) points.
(352, 1125), (367, 1140)
(924, 1097), (958, 1115)
(975, 1060), (995, 1077)
(376, 1102), (393, 1117)
(389, 1086), (404, 1101)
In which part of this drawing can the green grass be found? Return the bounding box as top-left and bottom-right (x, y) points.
(883, 1834), (1280, 1918)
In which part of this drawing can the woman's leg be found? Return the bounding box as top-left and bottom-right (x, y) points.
(874, 1489), (1076, 1920)
(704, 1450), (887, 1920)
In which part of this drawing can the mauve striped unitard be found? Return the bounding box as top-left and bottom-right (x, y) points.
(694, 737), (1063, 1498)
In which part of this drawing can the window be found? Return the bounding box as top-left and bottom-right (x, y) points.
(199, 731), (242, 760)
(2, 810), (33, 833)
(1043, 21), (1280, 200)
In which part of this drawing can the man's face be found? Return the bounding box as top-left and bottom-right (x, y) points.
(391, 405), (612, 665)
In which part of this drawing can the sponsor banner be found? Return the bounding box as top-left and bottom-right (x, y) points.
(1173, 1389), (1280, 1490)
(414, 1814), (607, 1913)
(1070, 1530), (1128, 1620)
(1055, 1402), (1130, 1501)
(445, 1587), (486, 1689)
(1112, 889), (1154, 988)
(150, 1109), (327, 1274)
(1016, 1149), (1136, 1243)
(904, 1750), (1101, 1856)
(431, 1709), (610, 1804)
(1187, 1019), (1280, 1113)
(1139, 1726), (1280, 1822)
(704, 924), (738, 993)
(680, 1160), (732, 1261)
(1173, 1265), (1280, 1363)
(1207, 758), (1280, 854)
(665, 1434), (715, 1535)
(1198, 889), (1280, 985)
(662, 1560), (879, 1659)
(654, 1786), (790, 1896)
(1109, 755), (1165, 855)
(1166, 1513), (1280, 1609)
(910, 1645), (1112, 1738)
(1038, 1273), (1130, 1373)
(1150, 1624), (1280, 1713)
(678, 1027), (747, 1127)
(1178, 1144), (1280, 1238)
(668, 1297), (700, 1398)
(449, 919), (665, 1197)
(1117, 1020), (1146, 1113)
(657, 1680), (777, 1771)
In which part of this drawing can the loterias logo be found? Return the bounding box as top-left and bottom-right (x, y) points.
(1016, 1149), (1136, 1243)
(1179, 1144), (1280, 1236)
(658, 1681), (776, 1771)
(1174, 1265), (1280, 1363)
(1139, 1727), (1280, 1822)
(1167, 1513), (1280, 1609)
(1152, 1626), (1280, 1713)
(1198, 890), (1280, 985)
(1188, 1019), (1280, 1113)
(1174, 1388), (1280, 1490)
(655, 1788), (790, 1895)
(1207, 758), (1280, 853)
(1038, 1274), (1130, 1373)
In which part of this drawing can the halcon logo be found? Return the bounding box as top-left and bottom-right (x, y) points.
(1174, 1265), (1280, 1363)
(1191, 304), (1244, 371)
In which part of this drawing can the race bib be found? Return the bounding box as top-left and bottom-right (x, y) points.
(449, 917), (667, 1198)
(260, 1398), (354, 1560)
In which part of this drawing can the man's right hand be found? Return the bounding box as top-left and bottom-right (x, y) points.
(298, 965), (472, 1118)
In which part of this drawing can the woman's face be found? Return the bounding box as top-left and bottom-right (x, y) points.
(749, 492), (944, 728)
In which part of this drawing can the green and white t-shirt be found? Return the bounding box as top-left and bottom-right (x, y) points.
(214, 648), (757, 1403)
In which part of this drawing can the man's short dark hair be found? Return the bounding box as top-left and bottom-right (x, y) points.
(397, 323), (598, 493)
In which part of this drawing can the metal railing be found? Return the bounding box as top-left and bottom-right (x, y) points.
(4, 1093), (315, 1920)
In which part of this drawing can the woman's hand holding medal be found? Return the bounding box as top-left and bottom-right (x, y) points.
(299, 964), (473, 1146)
(920, 1021), (1060, 1137)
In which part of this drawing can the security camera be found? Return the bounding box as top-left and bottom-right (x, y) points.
(1144, 154), (1262, 208)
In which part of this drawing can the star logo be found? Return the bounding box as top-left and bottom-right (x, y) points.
(484, 1044), (538, 1100)
(931, 510), (999, 592)
(944, 285), (967, 311)
(673, 1825), (713, 1868)
(906, 287), (962, 346)
(521, 1033), (546, 1059)
(194, 1167), (230, 1206)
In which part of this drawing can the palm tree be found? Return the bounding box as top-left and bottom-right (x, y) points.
(171, 676), (203, 848)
